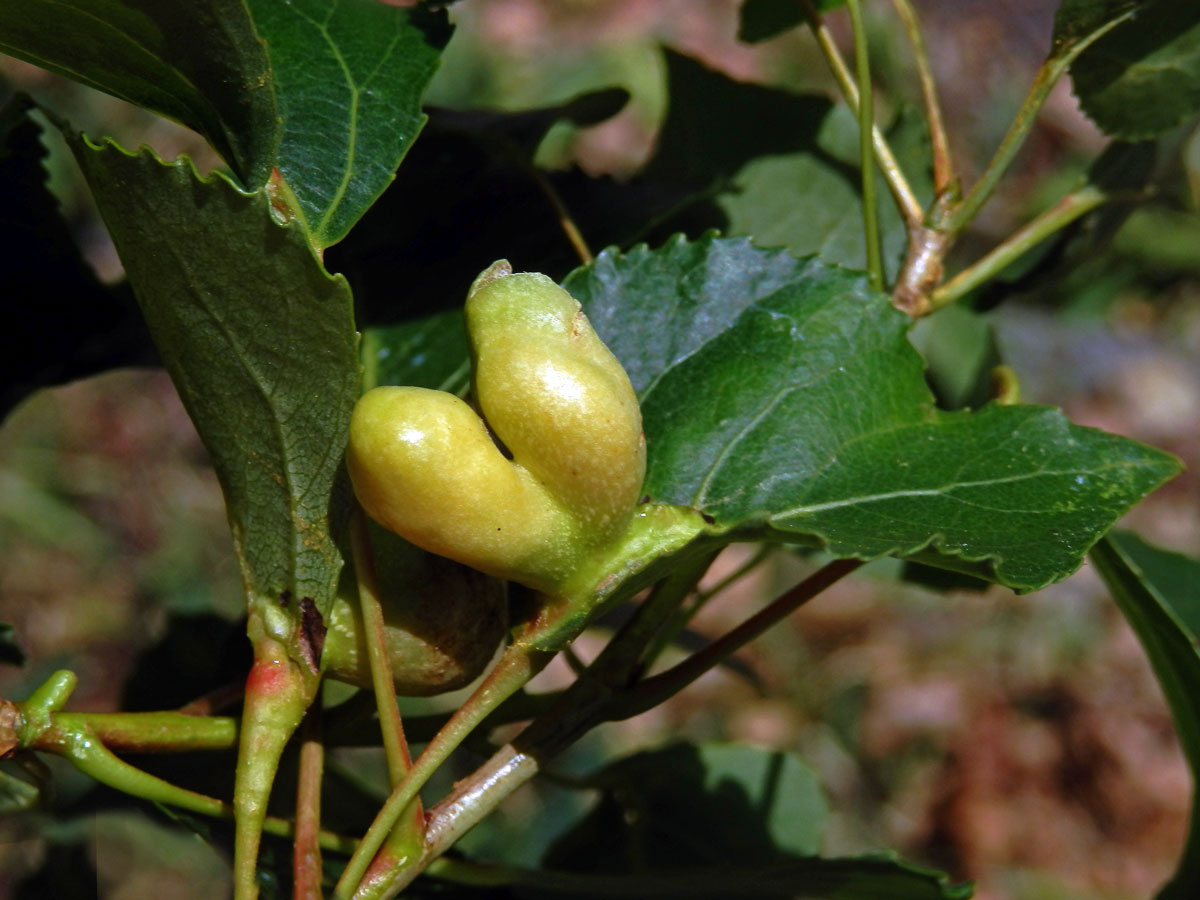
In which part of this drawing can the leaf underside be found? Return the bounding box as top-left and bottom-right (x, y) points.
(67, 138), (359, 620)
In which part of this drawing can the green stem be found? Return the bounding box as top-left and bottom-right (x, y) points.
(17, 669), (77, 743)
(352, 558), (861, 897)
(340, 516), (709, 897)
(176, 680), (245, 716)
(349, 509), (414, 786)
(800, 0), (923, 226)
(941, 12), (1137, 234)
(24, 712), (354, 855)
(529, 164), (594, 265)
(593, 551), (719, 686)
(417, 744), (541, 893)
(347, 569), (697, 900)
(484, 128), (595, 265)
(349, 508), (428, 890)
(233, 635), (315, 900)
(366, 564), (716, 898)
(50, 711), (239, 752)
(332, 641), (554, 900)
(846, 0), (884, 291)
(613, 558), (863, 720)
(321, 686), (559, 748)
(507, 557), (721, 769)
(41, 721), (235, 815)
(891, 0), (953, 192)
(930, 184), (1108, 310)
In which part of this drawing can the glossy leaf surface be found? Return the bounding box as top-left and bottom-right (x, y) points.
(245, 0), (451, 246)
(565, 236), (1180, 592)
(0, 0), (276, 185)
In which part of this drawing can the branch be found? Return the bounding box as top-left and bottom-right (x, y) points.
(940, 12), (1138, 234)
(352, 557), (864, 898)
(800, 0), (923, 226)
(332, 640), (554, 899)
(891, 0), (953, 192)
(613, 558), (864, 719)
(847, 0), (884, 291)
(293, 706), (324, 900)
(930, 184), (1109, 310)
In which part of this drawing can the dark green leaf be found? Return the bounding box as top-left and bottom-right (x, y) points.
(898, 561), (992, 594)
(326, 67), (732, 322)
(646, 52), (834, 189)
(427, 88), (629, 160)
(718, 104), (930, 280)
(361, 309), (469, 394)
(1106, 531), (1200, 644)
(333, 49), (837, 320)
(326, 97), (646, 323)
(543, 741), (969, 900)
(1089, 535), (1200, 900)
(565, 235), (1180, 592)
(0, 94), (154, 421)
(549, 742), (827, 868)
(563, 235), (816, 395)
(1060, 0), (1200, 139)
(738, 0), (845, 44)
(1112, 206), (1200, 274)
(68, 138), (359, 623)
(0, 623), (24, 667)
(244, 0), (451, 247)
(964, 142), (1156, 314)
(1052, 0), (1146, 47)
(0, 0), (276, 186)
(908, 304), (1001, 412)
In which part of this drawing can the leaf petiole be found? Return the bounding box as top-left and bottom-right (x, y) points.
(930, 183), (1109, 310)
(891, 0), (953, 192)
(333, 639), (554, 899)
(357, 556), (864, 897)
(613, 558), (863, 720)
(940, 10), (1138, 234)
(846, 0), (884, 291)
(293, 706), (325, 900)
(800, 0), (923, 226)
(9, 672), (355, 855)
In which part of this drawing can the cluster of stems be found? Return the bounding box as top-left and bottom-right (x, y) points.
(802, 0), (1139, 317)
(2, 550), (861, 898)
(1, 3), (1147, 898)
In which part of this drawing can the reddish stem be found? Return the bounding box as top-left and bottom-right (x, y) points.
(293, 705), (325, 900)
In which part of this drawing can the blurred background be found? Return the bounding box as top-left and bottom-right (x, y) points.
(2, 1), (1198, 898)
